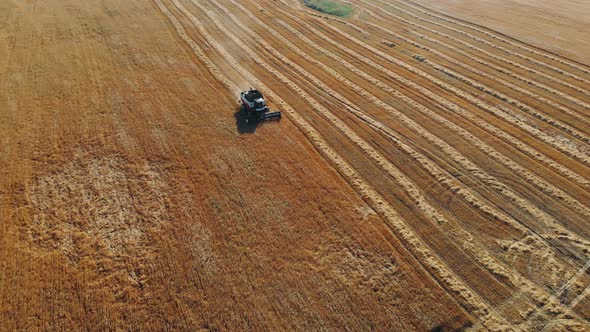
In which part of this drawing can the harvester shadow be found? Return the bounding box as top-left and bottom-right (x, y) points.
(234, 109), (259, 134)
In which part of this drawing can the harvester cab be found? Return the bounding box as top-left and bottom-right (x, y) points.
(239, 88), (281, 122)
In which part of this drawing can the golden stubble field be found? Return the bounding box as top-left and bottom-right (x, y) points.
(1, 0), (589, 330)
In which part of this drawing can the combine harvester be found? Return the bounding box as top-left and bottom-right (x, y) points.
(239, 88), (281, 122)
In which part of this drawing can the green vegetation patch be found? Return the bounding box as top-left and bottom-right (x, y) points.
(303, 0), (353, 18)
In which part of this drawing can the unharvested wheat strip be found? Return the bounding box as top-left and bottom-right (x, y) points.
(211, 0), (590, 275)
(155, 0), (509, 327)
(270, 9), (590, 220)
(398, 0), (590, 76)
(270, 19), (590, 223)
(402, 30), (590, 124)
(356, 2), (590, 115)
(176, 0), (588, 320)
(373, 27), (590, 145)
(314, 19), (590, 168)
(368, 0), (590, 87)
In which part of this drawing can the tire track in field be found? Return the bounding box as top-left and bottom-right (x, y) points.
(400, 0), (590, 76)
(266, 6), (590, 246)
(312, 15), (590, 168)
(215, 0), (590, 318)
(523, 259), (590, 328)
(357, 0), (590, 102)
(154, 0), (508, 327)
(382, 33), (590, 145)
(569, 284), (590, 312)
(369, 0), (590, 87)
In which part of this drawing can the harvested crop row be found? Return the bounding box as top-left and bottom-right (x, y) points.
(338, 20), (590, 191)
(158, 0), (508, 328)
(364, 16), (590, 130)
(266, 15), (590, 259)
(403, 30), (590, 124)
(314, 19), (590, 168)
(397, 0), (590, 76)
(369, 0), (590, 86)
(180, 0), (590, 324)
(422, 56), (590, 145)
(215, 0), (584, 313)
(272, 10), (590, 241)
(357, 0), (590, 100)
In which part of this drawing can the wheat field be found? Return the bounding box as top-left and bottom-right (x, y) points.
(1, 0), (589, 330)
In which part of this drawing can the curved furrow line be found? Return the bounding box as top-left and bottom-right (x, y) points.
(270, 19), (590, 229)
(235, 0), (590, 241)
(272, 9), (590, 203)
(399, 0), (590, 76)
(309, 13), (368, 35)
(401, 30), (590, 124)
(372, 28), (590, 145)
(313, 17), (590, 168)
(357, 1), (590, 111)
(366, 0), (590, 87)
(156, 0), (510, 327)
(184, 0), (588, 321)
